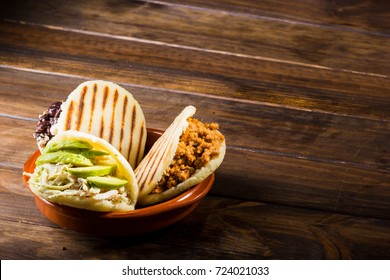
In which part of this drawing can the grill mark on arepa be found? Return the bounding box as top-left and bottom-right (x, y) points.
(100, 86), (109, 138)
(139, 132), (173, 190)
(65, 100), (75, 130)
(136, 126), (168, 186)
(102, 86), (109, 109)
(138, 118), (183, 191)
(127, 104), (137, 164)
(148, 140), (174, 188)
(109, 89), (119, 143)
(137, 136), (166, 190)
(119, 95), (128, 153)
(143, 125), (177, 186)
(136, 124), (173, 184)
(88, 83), (98, 133)
(135, 120), (145, 165)
(136, 123), (170, 171)
(76, 85), (88, 130)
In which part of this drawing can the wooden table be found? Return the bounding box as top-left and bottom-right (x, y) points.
(0, 0), (389, 260)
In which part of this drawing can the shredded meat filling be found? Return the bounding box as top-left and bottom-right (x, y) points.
(152, 117), (224, 194)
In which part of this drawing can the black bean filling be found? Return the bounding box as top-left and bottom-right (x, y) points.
(34, 101), (62, 141)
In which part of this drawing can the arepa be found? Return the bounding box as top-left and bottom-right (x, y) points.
(26, 130), (139, 212)
(135, 105), (226, 206)
(53, 80), (146, 169)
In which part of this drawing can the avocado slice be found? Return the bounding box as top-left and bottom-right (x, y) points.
(42, 149), (109, 159)
(36, 151), (93, 167)
(81, 150), (110, 158)
(87, 176), (128, 190)
(43, 139), (93, 154)
(68, 165), (116, 178)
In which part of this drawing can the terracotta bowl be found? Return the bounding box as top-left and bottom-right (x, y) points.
(22, 128), (214, 236)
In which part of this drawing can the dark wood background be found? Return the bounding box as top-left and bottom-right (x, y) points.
(0, 0), (389, 259)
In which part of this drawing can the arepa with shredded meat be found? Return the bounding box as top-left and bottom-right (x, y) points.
(135, 105), (226, 206)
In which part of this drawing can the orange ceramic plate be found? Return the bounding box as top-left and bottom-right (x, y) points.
(22, 129), (214, 236)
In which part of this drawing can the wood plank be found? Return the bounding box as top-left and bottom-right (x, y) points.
(0, 0), (389, 75)
(0, 117), (37, 168)
(2, 115), (389, 219)
(1, 22), (389, 121)
(0, 166), (31, 197)
(1, 190), (389, 259)
(217, 148), (390, 219)
(0, 67), (388, 171)
(152, 0), (390, 34)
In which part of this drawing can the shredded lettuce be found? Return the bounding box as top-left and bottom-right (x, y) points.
(27, 163), (128, 203)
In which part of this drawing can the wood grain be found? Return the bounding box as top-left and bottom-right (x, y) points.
(0, 0), (389, 75)
(3, 0), (389, 35)
(1, 22), (389, 122)
(0, 67), (388, 172)
(218, 148), (390, 219)
(147, 0), (390, 34)
(1, 187), (390, 259)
